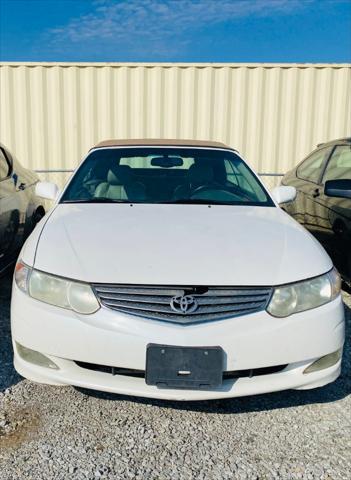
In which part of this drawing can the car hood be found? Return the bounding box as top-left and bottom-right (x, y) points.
(34, 203), (332, 286)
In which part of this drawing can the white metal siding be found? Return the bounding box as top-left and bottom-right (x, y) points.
(0, 62), (350, 173)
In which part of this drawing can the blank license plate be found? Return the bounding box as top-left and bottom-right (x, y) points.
(146, 344), (224, 390)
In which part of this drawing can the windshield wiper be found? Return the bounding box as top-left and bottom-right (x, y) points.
(61, 198), (132, 204)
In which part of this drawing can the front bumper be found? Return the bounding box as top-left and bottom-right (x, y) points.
(14, 348), (342, 401)
(11, 283), (345, 401)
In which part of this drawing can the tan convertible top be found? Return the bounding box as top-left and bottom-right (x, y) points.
(93, 139), (233, 150)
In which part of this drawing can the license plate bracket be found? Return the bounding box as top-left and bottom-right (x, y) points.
(146, 344), (224, 389)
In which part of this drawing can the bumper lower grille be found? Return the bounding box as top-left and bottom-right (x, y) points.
(92, 284), (272, 324)
(75, 361), (287, 380)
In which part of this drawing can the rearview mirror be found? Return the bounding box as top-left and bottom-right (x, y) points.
(324, 179), (351, 199)
(151, 156), (183, 168)
(35, 181), (60, 201)
(271, 186), (297, 204)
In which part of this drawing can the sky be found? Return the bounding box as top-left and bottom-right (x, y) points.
(0, 0), (351, 62)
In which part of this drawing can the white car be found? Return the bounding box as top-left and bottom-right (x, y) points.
(11, 139), (345, 401)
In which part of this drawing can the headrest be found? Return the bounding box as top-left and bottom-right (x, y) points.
(189, 164), (214, 186)
(93, 160), (113, 179)
(107, 165), (132, 185)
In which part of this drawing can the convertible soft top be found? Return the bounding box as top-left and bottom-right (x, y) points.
(92, 139), (234, 150)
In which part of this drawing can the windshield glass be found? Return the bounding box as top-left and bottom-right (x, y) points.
(61, 147), (274, 206)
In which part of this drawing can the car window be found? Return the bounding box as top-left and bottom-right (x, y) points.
(224, 159), (263, 198)
(297, 147), (331, 183)
(322, 145), (351, 183)
(61, 147), (274, 206)
(0, 148), (11, 181)
(120, 156), (195, 169)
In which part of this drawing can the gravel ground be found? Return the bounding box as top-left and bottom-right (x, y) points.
(0, 270), (350, 480)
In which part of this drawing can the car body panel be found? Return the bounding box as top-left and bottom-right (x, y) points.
(0, 144), (45, 273)
(32, 203), (332, 286)
(13, 352), (342, 401)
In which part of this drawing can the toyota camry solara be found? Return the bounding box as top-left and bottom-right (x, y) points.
(11, 139), (345, 401)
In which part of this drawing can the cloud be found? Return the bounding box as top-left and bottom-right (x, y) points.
(47, 0), (313, 57)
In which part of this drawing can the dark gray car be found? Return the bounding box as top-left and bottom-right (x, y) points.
(281, 137), (351, 286)
(0, 143), (45, 274)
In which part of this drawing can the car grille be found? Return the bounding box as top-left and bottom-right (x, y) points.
(75, 361), (287, 380)
(92, 284), (272, 324)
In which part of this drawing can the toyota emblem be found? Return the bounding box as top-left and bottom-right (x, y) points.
(170, 295), (198, 314)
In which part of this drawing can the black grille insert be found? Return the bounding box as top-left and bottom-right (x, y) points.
(75, 361), (287, 380)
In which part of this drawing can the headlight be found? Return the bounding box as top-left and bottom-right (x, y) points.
(15, 261), (100, 315)
(267, 268), (341, 318)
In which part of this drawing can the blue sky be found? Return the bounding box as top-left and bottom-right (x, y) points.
(1, 0), (350, 62)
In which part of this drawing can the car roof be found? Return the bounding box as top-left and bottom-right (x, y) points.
(316, 137), (351, 148)
(92, 139), (234, 150)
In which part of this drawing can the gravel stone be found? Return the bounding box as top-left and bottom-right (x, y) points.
(0, 271), (350, 479)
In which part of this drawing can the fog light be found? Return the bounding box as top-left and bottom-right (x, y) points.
(303, 349), (342, 374)
(16, 343), (59, 370)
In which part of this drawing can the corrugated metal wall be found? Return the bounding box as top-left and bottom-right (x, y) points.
(0, 62), (350, 173)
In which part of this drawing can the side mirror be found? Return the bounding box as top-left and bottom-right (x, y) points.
(35, 181), (60, 201)
(324, 179), (351, 199)
(271, 186), (297, 204)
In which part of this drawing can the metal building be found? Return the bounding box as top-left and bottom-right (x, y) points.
(0, 62), (350, 178)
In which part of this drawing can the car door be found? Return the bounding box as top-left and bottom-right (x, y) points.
(316, 145), (351, 280)
(294, 146), (333, 234)
(0, 147), (17, 269)
(0, 147), (28, 271)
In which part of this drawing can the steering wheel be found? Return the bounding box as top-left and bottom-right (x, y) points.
(190, 183), (223, 196)
(190, 184), (253, 202)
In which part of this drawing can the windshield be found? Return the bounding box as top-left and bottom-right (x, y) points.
(61, 147), (274, 206)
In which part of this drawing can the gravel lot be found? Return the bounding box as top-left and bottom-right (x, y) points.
(0, 270), (350, 480)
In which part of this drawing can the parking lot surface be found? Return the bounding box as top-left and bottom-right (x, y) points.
(0, 271), (350, 480)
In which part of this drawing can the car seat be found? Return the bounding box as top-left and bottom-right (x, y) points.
(94, 165), (146, 201)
